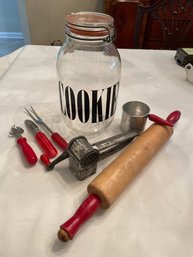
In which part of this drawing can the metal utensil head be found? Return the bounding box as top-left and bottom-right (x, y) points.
(24, 106), (53, 134)
(24, 119), (40, 135)
(68, 136), (100, 180)
(9, 125), (24, 138)
(25, 106), (43, 124)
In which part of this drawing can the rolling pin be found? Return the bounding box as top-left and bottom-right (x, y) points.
(58, 111), (181, 242)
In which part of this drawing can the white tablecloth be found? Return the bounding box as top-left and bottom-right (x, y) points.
(0, 45), (193, 257)
(0, 48), (23, 78)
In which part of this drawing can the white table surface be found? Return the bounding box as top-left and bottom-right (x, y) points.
(0, 45), (193, 257)
(0, 48), (23, 78)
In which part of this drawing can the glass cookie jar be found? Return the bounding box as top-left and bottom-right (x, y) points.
(56, 12), (121, 135)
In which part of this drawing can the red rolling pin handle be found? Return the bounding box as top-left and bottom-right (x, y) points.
(58, 110), (181, 242)
(59, 194), (101, 241)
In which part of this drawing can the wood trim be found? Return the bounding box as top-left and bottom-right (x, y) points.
(104, 0), (152, 48)
(105, 0), (150, 15)
(105, 0), (139, 14)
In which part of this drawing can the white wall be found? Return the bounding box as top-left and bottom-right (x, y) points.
(25, 0), (104, 45)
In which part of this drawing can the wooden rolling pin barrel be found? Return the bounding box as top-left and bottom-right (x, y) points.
(58, 111), (181, 242)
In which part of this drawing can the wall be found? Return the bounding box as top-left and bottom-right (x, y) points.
(0, 0), (22, 34)
(26, 0), (104, 45)
(17, 0), (31, 44)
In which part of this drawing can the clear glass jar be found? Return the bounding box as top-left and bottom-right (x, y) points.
(56, 12), (121, 135)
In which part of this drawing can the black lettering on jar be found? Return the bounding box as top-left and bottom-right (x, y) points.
(65, 86), (76, 120)
(92, 89), (103, 123)
(77, 90), (90, 123)
(110, 82), (119, 116)
(59, 82), (119, 123)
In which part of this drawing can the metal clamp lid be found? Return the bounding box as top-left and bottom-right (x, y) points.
(65, 12), (116, 42)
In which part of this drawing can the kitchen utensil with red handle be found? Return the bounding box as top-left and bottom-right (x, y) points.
(148, 110), (181, 126)
(51, 132), (68, 149)
(25, 119), (58, 158)
(25, 106), (68, 150)
(58, 110), (181, 242)
(35, 131), (58, 158)
(9, 125), (38, 165)
(17, 137), (38, 165)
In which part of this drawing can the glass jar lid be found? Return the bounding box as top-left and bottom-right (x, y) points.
(65, 12), (115, 42)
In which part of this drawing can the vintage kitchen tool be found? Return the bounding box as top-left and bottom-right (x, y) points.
(25, 106), (68, 150)
(25, 119), (58, 158)
(120, 101), (174, 133)
(42, 106), (178, 180)
(9, 125), (38, 165)
(57, 110), (181, 242)
(41, 131), (138, 180)
(120, 101), (150, 133)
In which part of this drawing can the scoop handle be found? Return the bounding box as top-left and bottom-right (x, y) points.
(149, 110), (181, 127)
(148, 114), (172, 126)
(166, 110), (181, 125)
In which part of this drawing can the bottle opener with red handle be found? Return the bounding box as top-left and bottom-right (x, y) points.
(9, 125), (37, 165)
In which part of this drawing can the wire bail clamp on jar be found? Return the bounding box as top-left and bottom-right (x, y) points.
(65, 12), (116, 43)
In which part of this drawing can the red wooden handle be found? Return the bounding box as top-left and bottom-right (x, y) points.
(59, 194), (101, 241)
(17, 137), (38, 165)
(51, 132), (68, 150)
(40, 154), (51, 167)
(149, 110), (181, 127)
(166, 110), (181, 125)
(148, 114), (173, 126)
(57, 110), (181, 242)
(36, 131), (58, 158)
